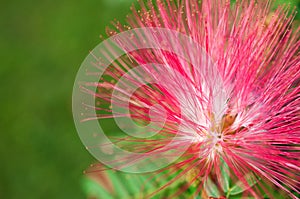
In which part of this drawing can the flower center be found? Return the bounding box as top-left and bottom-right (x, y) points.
(205, 113), (238, 159)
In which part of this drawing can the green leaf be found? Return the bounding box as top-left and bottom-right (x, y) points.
(108, 171), (132, 198)
(204, 177), (220, 198)
(82, 165), (188, 199)
(82, 177), (114, 199)
(82, 169), (155, 199)
(229, 195), (255, 199)
(220, 158), (230, 192)
(229, 173), (259, 196)
(194, 195), (202, 199)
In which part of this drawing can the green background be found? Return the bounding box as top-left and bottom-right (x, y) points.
(0, 0), (299, 199)
(0, 0), (134, 198)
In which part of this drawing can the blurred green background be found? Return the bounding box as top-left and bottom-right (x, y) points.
(0, 0), (299, 199)
(0, 0), (135, 198)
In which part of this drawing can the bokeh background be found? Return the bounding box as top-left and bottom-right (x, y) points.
(0, 0), (299, 199)
(0, 0), (135, 198)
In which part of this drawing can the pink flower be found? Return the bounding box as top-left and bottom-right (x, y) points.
(78, 0), (300, 198)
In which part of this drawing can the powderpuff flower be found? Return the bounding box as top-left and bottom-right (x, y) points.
(74, 0), (300, 198)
